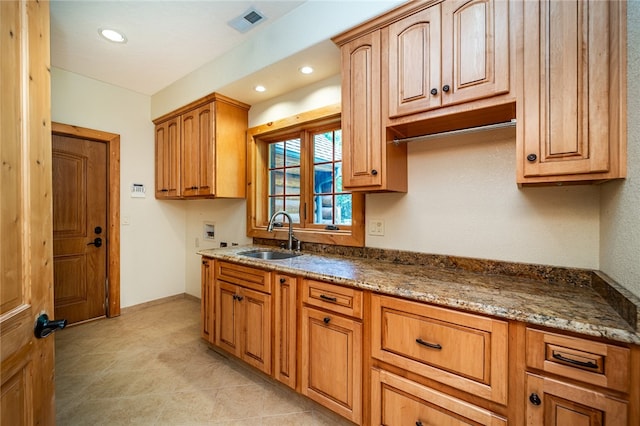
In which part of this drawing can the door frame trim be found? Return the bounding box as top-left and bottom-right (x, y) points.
(52, 122), (121, 317)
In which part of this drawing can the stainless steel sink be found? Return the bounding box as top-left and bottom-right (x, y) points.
(238, 249), (302, 260)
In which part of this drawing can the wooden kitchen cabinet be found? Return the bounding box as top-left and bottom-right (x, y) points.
(301, 280), (363, 424)
(525, 373), (628, 425)
(338, 30), (407, 192)
(273, 273), (297, 389)
(371, 294), (508, 404)
(517, 0), (627, 184)
(154, 116), (180, 199)
(371, 368), (508, 426)
(200, 257), (214, 343)
(524, 327), (632, 426)
(386, 0), (510, 118)
(215, 263), (272, 375)
(153, 93), (249, 198)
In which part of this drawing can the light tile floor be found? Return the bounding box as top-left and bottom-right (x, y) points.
(55, 296), (354, 425)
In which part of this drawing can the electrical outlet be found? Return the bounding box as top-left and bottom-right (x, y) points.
(368, 219), (385, 236)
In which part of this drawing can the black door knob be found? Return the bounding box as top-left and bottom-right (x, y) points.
(87, 237), (103, 248)
(442, 84), (450, 92)
(34, 314), (67, 338)
(371, 169), (378, 176)
(94, 226), (102, 234)
(527, 153), (538, 162)
(430, 88), (438, 95)
(323, 317), (331, 324)
(529, 393), (542, 406)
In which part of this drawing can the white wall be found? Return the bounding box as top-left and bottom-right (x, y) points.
(51, 68), (187, 308)
(184, 199), (252, 297)
(366, 136), (600, 268)
(600, 1), (640, 297)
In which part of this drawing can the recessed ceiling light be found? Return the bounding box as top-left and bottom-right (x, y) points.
(98, 28), (127, 43)
(254, 85), (266, 92)
(299, 66), (314, 75)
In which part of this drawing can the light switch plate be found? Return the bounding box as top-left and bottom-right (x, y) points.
(368, 219), (385, 236)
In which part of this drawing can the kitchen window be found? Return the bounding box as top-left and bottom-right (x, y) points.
(247, 105), (365, 247)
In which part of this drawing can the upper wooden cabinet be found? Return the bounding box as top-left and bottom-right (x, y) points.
(339, 30), (408, 192)
(386, 0), (510, 118)
(153, 93), (249, 199)
(154, 117), (180, 199)
(517, 0), (627, 185)
(334, 0), (517, 191)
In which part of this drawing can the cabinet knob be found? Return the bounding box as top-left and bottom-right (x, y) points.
(371, 169), (378, 176)
(191, 186), (198, 190)
(279, 277), (286, 284)
(442, 84), (450, 93)
(323, 317), (331, 324)
(430, 88), (438, 96)
(527, 153), (538, 162)
(529, 393), (541, 406)
(416, 422), (424, 426)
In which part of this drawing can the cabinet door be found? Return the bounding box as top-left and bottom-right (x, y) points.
(154, 117), (180, 198)
(182, 103), (214, 197)
(519, 0), (624, 182)
(441, 0), (510, 106)
(200, 258), (214, 343)
(371, 369), (507, 426)
(341, 31), (383, 189)
(240, 287), (271, 374)
(215, 281), (239, 355)
(386, 5), (441, 118)
(274, 273), (297, 389)
(301, 307), (362, 424)
(525, 373), (627, 425)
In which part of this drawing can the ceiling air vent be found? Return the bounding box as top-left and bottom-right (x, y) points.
(228, 7), (267, 33)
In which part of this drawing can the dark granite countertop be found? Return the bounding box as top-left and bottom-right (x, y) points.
(198, 245), (640, 345)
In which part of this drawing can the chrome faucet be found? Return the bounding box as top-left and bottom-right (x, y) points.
(267, 210), (298, 250)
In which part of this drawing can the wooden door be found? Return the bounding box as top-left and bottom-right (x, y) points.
(441, 0), (510, 106)
(200, 258), (214, 343)
(52, 135), (107, 325)
(181, 103), (213, 197)
(525, 374), (627, 425)
(519, 0), (613, 179)
(301, 307), (362, 424)
(154, 117), (180, 198)
(240, 287), (271, 374)
(1, 0), (56, 423)
(341, 31), (383, 189)
(386, 4), (442, 117)
(215, 280), (239, 355)
(274, 273), (297, 389)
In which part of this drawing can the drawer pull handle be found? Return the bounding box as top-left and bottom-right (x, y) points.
(319, 294), (337, 303)
(552, 352), (598, 369)
(416, 338), (442, 350)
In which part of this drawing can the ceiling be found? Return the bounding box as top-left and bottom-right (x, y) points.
(50, 0), (342, 104)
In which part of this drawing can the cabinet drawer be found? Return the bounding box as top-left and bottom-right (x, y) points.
(371, 369), (507, 426)
(302, 279), (363, 319)
(526, 328), (630, 393)
(371, 295), (508, 404)
(215, 261), (271, 294)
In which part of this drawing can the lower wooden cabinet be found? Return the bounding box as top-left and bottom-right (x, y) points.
(301, 305), (363, 424)
(215, 280), (272, 374)
(200, 258), (214, 343)
(371, 369), (507, 426)
(274, 273), (297, 389)
(525, 373), (628, 425)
